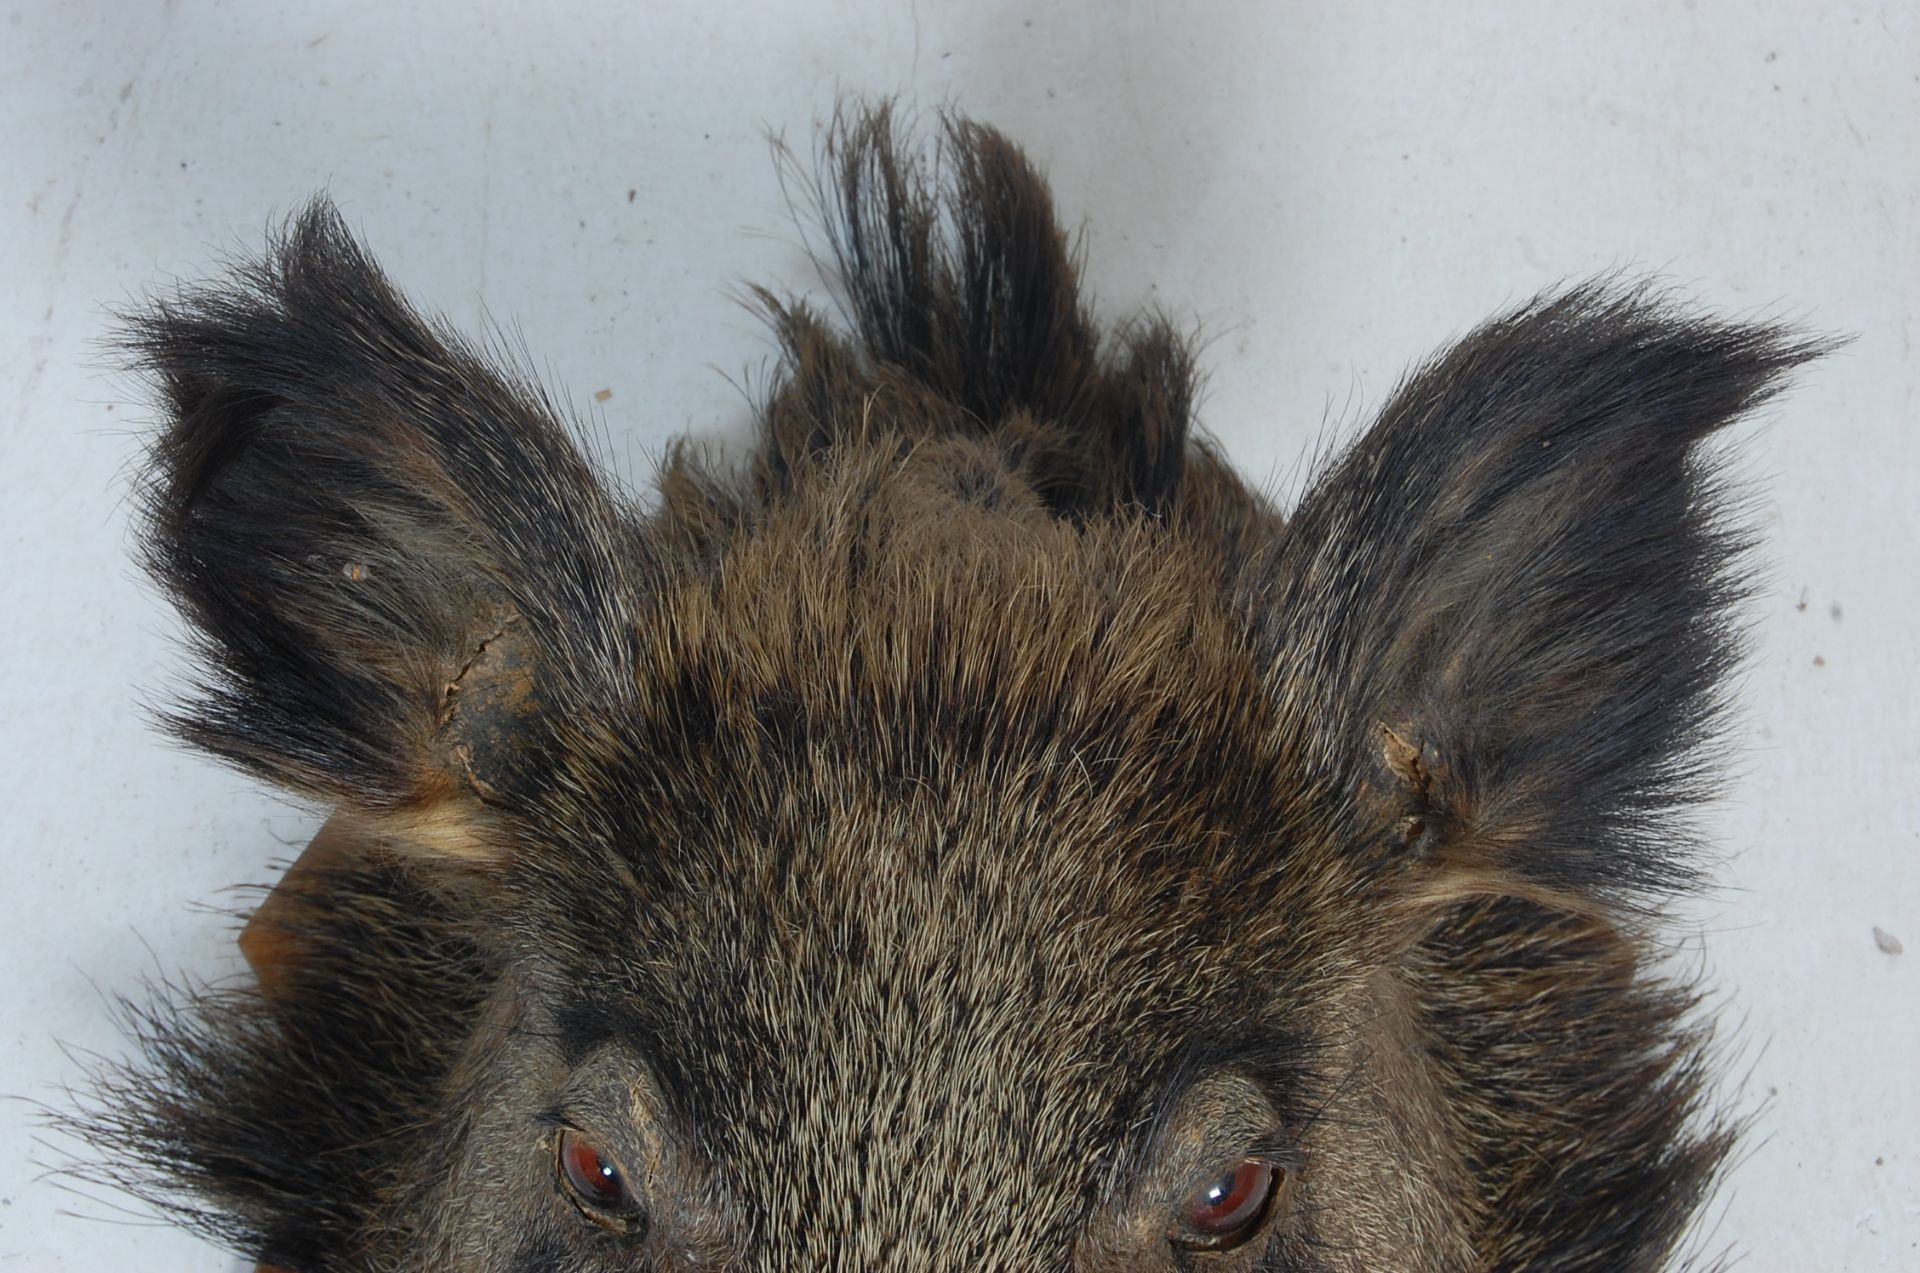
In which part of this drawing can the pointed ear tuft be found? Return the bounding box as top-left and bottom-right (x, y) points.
(1272, 285), (1838, 915)
(130, 200), (635, 857)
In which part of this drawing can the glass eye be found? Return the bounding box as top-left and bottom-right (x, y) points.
(557, 1129), (642, 1229)
(1173, 1158), (1283, 1250)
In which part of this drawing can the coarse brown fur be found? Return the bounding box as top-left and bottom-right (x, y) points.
(68, 104), (1830, 1271)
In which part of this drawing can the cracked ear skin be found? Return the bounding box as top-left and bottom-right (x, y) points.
(1267, 286), (1835, 923)
(132, 202), (637, 865)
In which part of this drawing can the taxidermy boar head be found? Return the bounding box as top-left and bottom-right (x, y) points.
(75, 105), (1825, 1272)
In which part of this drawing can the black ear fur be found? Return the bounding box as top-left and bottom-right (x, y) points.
(1267, 286), (1833, 910)
(131, 203), (636, 817)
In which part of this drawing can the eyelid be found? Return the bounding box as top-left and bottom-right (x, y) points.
(531, 1106), (575, 1132)
(534, 1102), (616, 1140)
(1239, 1136), (1301, 1171)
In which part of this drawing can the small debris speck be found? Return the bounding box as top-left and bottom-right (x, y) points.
(342, 562), (369, 582)
(1872, 926), (1903, 956)
(1795, 588), (1809, 612)
(594, 388), (613, 403)
(627, 189), (636, 202)
(1812, 655), (1826, 667)
(1829, 602), (1843, 621)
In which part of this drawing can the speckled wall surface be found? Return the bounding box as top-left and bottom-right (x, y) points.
(2, 3), (1913, 1268)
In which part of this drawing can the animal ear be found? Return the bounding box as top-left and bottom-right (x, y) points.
(132, 201), (638, 863)
(1268, 287), (1831, 917)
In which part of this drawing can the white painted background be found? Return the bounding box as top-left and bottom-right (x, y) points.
(2, 3), (1914, 1268)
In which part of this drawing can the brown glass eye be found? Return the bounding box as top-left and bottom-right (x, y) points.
(557, 1129), (641, 1227)
(1174, 1159), (1282, 1250)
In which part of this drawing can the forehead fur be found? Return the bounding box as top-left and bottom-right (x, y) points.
(625, 452), (1284, 842)
(535, 438), (1349, 1097)
(493, 446), (1369, 1265)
